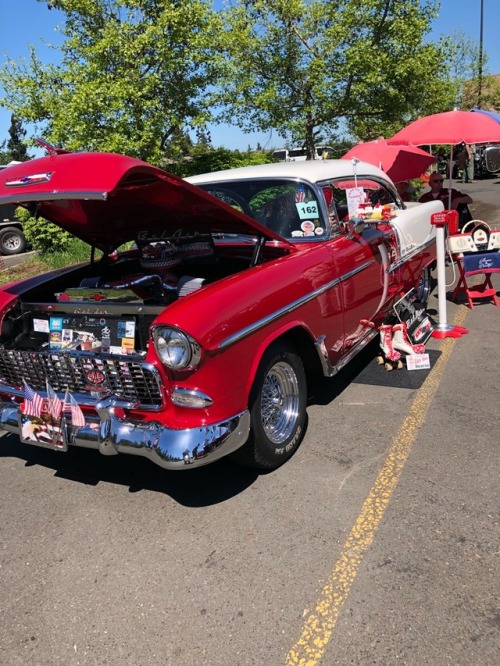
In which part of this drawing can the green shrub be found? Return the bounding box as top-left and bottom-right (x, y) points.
(15, 207), (73, 254)
(41, 238), (97, 269)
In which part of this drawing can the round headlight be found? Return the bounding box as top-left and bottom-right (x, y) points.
(153, 327), (200, 370)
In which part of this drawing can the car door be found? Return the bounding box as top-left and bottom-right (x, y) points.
(324, 178), (397, 355)
(328, 227), (391, 351)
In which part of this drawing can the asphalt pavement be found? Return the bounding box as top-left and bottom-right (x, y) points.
(453, 172), (500, 225)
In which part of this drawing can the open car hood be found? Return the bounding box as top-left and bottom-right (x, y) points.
(0, 152), (293, 251)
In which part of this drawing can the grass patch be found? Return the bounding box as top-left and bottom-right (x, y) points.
(0, 257), (50, 286)
(42, 238), (98, 270)
(0, 239), (96, 286)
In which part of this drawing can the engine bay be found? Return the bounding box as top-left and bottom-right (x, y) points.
(0, 233), (288, 356)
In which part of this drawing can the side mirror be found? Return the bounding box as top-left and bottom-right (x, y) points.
(347, 220), (365, 239)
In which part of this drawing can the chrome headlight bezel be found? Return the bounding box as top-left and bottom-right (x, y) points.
(152, 326), (201, 370)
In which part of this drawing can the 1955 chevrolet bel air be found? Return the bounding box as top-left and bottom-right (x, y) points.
(0, 152), (442, 471)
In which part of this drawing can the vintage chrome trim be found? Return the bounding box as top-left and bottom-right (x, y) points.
(218, 260), (374, 350)
(314, 329), (379, 378)
(171, 388), (213, 408)
(0, 191), (108, 205)
(0, 383), (104, 408)
(22, 301), (164, 316)
(0, 396), (250, 470)
(152, 326), (202, 370)
(0, 353), (163, 410)
(387, 237), (435, 273)
(5, 172), (54, 188)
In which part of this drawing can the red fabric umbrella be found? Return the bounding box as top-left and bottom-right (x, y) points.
(341, 139), (435, 182)
(388, 110), (500, 207)
(387, 109), (500, 146)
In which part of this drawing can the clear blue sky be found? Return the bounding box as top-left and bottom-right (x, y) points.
(1, 0), (499, 154)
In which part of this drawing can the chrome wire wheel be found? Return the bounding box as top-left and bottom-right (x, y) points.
(231, 342), (306, 470)
(416, 266), (432, 305)
(260, 360), (300, 445)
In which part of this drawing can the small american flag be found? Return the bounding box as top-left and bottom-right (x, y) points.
(22, 381), (43, 419)
(295, 184), (306, 203)
(46, 381), (63, 420)
(63, 390), (86, 428)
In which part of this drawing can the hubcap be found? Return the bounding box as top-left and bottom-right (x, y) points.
(416, 268), (431, 304)
(3, 233), (21, 251)
(260, 361), (300, 445)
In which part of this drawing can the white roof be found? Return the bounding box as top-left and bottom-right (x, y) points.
(186, 159), (391, 185)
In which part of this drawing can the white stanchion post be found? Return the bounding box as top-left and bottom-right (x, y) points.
(430, 210), (469, 339)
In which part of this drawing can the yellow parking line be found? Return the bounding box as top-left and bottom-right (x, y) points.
(286, 308), (469, 666)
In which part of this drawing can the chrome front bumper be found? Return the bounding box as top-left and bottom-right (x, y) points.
(0, 393), (251, 470)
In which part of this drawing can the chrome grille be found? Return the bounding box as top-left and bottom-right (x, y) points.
(0, 349), (163, 407)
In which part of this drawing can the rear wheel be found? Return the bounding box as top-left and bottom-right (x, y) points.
(231, 342), (307, 470)
(0, 227), (26, 255)
(415, 266), (432, 306)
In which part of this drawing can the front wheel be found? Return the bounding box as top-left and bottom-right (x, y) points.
(231, 342), (307, 470)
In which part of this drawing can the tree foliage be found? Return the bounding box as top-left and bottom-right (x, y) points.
(215, 0), (456, 156)
(442, 29), (500, 111)
(0, 0), (480, 164)
(0, 0), (220, 164)
(171, 145), (274, 178)
(0, 115), (32, 163)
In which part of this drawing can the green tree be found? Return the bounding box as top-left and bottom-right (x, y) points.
(0, 0), (220, 164)
(0, 115), (31, 163)
(171, 145), (273, 178)
(440, 29), (500, 112)
(215, 0), (456, 156)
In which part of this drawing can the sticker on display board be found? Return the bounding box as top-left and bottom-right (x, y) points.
(118, 321), (136, 339)
(291, 230), (304, 237)
(61, 329), (74, 347)
(50, 317), (64, 332)
(406, 354), (431, 371)
(301, 220), (316, 234)
(33, 318), (50, 333)
(314, 227), (325, 235)
(296, 201), (319, 220)
(122, 338), (135, 352)
(49, 330), (62, 348)
(346, 187), (366, 219)
(109, 345), (124, 355)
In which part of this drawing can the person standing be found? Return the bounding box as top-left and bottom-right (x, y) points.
(466, 144), (476, 183)
(457, 143), (474, 183)
(435, 147), (449, 176)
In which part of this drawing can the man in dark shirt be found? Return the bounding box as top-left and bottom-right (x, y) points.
(419, 174), (473, 210)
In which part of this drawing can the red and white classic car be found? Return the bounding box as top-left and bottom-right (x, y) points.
(0, 153), (442, 471)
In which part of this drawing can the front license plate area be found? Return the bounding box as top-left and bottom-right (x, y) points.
(18, 413), (68, 452)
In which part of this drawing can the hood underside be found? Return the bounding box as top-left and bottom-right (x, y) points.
(0, 152), (291, 251)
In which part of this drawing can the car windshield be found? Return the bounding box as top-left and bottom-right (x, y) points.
(197, 179), (328, 240)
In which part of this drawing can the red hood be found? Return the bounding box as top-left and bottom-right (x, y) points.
(0, 152), (292, 251)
